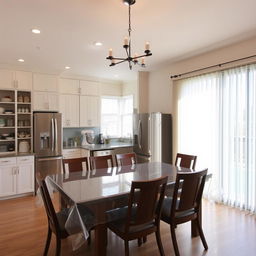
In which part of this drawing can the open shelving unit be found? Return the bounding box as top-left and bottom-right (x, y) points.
(0, 89), (33, 154)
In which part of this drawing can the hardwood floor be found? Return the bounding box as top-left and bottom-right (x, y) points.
(0, 195), (256, 256)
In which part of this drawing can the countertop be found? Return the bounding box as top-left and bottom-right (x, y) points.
(63, 142), (133, 151)
(0, 152), (35, 158)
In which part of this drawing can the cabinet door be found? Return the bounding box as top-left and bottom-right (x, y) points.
(33, 73), (58, 92)
(59, 78), (79, 94)
(15, 71), (32, 90)
(0, 69), (15, 89)
(17, 164), (34, 194)
(88, 96), (100, 127)
(60, 94), (79, 127)
(33, 91), (49, 110)
(80, 80), (99, 96)
(48, 93), (59, 111)
(0, 165), (16, 197)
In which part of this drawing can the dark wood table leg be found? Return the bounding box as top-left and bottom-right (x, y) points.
(191, 202), (201, 237)
(94, 224), (107, 256)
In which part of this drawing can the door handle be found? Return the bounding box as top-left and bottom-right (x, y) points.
(51, 118), (54, 151)
(37, 156), (63, 161)
(54, 118), (58, 152)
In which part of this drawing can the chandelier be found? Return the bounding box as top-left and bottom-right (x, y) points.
(106, 0), (152, 70)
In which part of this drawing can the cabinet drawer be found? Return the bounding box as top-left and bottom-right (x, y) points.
(17, 156), (34, 164)
(0, 157), (17, 166)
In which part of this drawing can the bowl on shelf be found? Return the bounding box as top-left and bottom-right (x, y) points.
(4, 110), (13, 114)
(6, 136), (14, 140)
(1, 96), (12, 102)
(0, 107), (5, 114)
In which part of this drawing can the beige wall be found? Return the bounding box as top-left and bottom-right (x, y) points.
(148, 35), (256, 114)
(137, 71), (149, 113)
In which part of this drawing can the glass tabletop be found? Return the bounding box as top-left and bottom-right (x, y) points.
(46, 162), (190, 204)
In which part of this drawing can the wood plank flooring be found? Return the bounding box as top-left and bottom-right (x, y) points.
(0, 195), (256, 256)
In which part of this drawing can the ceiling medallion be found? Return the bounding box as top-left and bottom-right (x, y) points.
(106, 0), (152, 70)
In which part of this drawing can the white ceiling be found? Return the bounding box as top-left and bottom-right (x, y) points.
(0, 0), (256, 81)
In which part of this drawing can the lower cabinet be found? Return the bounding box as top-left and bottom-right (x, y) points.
(0, 156), (34, 198)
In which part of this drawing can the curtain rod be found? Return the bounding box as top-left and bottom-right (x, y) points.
(170, 54), (256, 79)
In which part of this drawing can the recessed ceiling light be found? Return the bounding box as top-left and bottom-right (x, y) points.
(31, 28), (41, 34)
(114, 74), (119, 78)
(65, 66), (71, 70)
(18, 59), (24, 62)
(94, 41), (103, 46)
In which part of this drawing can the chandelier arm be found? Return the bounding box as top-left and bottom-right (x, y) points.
(132, 53), (152, 60)
(114, 59), (130, 65)
(110, 57), (127, 61)
(125, 47), (129, 58)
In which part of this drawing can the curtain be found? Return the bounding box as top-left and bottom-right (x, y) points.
(176, 64), (256, 213)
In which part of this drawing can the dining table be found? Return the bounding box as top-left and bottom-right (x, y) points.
(46, 161), (202, 256)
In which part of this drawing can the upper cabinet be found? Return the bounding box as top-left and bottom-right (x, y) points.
(80, 80), (99, 96)
(0, 69), (32, 90)
(100, 82), (122, 96)
(33, 73), (58, 92)
(33, 91), (59, 111)
(59, 78), (79, 95)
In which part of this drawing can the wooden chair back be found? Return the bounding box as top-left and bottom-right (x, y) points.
(62, 157), (89, 173)
(115, 153), (137, 166)
(175, 153), (197, 169)
(90, 155), (114, 170)
(125, 176), (168, 233)
(171, 169), (208, 217)
(38, 179), (60, 236)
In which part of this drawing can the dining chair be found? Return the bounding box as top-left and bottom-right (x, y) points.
(38, 179), (94, 256)
(89, 155), (114, 170)
(62, 157), (89, 174)
(106, 176), (168, 256)
(115, 152), (137, 166)
(161, 169), (208, 256)
(175, 153), (197, 169)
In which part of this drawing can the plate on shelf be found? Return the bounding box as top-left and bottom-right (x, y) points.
(4, 111), (13, 114)
(6, 137), (14, 140)
(1, 97), (12, 102)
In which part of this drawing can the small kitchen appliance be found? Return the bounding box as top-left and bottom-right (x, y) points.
(81, 130), (95, 145)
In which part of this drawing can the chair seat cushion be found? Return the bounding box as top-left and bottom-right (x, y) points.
(161, 197), (195, 220)
(106, 206), (154, 235)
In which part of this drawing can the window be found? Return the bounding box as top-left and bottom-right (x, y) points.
(101, 95), (133, 138)
(175, 64), (256, 213)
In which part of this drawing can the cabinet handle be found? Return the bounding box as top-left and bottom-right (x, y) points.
(12, 167), (16, 175)
(2, 160), (10, 163)
(17, 167), (19, 174)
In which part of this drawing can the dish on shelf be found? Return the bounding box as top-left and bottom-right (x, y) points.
(4, 110), (13, 114)
(0, 107), (5, 114)
(1, 96), (12, 102)
(6, 137), (14, 140)
(2, 133), (9, 137)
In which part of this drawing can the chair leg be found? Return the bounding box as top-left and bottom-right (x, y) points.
(143, 236), (147, 243)
(124, 240), (129, 256)
(43, 226), (52, 256)
(55, 236), (61, 256)
(170, 224), (180, 256)
(87, 230), (91, 245)
(155, 229), (165, 256)
(137, 238), (142, 247)
(195, 218), (208, 250)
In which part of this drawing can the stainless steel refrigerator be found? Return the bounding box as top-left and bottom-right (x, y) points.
(33, 112), (62, 181)
(133, 113), (172, 163)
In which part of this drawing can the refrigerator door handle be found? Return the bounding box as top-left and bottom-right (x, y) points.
(138, 120), (142, 149)
(54, 118), (58, 152)
(148, 116), (151, 155)
(51, 118), (55, 151)
(37, 156), (63, 162)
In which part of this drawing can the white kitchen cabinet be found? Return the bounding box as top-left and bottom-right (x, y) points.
(0, 165), (16, 197)
(0, 69), (32, 90)
(0, 156), (34, 198)
(59, 78), (79, 94)
(59, 94), (79, 127)
(16, 156), (34, 194)
(33, 91), (59, 111)
(15, 71), (32, 90)
(63, 148), (83, 159)
(80, 80), (99, 96)
(80, 95), (100, 127)
(33, 73), (58, 92)
(80, 149), (90, 157)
